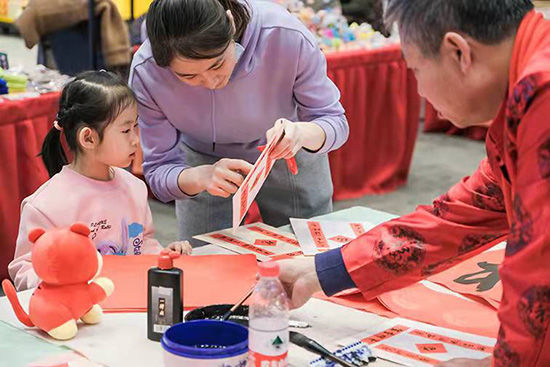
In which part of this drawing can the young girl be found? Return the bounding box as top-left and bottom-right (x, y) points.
(9, 71), (192, 291)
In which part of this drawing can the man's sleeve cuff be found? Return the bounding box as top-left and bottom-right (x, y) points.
(315, 248), (357, 296)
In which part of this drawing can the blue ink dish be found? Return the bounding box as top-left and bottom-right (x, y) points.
(161, 320), (248, 367)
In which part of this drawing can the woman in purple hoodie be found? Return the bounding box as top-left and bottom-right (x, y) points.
(130, 0), (349, 244)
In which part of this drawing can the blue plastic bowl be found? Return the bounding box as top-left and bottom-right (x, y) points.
(161, 320), (248, 366)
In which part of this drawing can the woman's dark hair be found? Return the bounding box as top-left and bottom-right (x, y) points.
(41, 71), (136, 177)
(146, 0), (250, 66)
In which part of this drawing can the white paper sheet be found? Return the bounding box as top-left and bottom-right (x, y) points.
(290, 218), (375, 255)
(338, 318), (495, 367)
(194, 222), (304, 261)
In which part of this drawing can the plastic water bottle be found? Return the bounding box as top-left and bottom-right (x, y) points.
(249, 262), (289, 367)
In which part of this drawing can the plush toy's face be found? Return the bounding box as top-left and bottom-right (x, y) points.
(29, 223), (101, 285)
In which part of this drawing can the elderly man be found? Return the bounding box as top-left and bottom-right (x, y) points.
(278, 1), (550, 366)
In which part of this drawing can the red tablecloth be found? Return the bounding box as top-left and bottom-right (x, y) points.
(326, 45), (421, 199)
(0, 92), (61, 281)
(2, 46), (420, 278)
(424, 101), (487, 141)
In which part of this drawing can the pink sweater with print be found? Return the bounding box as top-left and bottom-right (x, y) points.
(9, 166), (163, 290)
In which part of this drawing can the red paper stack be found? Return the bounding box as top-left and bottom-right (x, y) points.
(99, 254), (258, 312)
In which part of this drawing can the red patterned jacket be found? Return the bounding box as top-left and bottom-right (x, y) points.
(317, 11), (550, 367)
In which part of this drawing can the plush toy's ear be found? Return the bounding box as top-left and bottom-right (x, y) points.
(28, 228), (46, 243)
(70, 222), (91, 237)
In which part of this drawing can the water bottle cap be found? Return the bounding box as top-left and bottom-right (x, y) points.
(258, 261), (280, 277)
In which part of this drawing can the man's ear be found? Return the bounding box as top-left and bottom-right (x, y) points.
(442, 32), (473, 74)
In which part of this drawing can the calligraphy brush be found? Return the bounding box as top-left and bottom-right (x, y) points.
(220, 285), (255, 321)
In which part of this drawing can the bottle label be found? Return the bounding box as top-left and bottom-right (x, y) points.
(249, 327), (288, 367)
(249, 351), (288, 367)
(151, 286), (173, 333)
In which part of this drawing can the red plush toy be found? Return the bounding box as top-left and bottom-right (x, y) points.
(2, 223), (114, 340)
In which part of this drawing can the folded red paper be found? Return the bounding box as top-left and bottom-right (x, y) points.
(378, 282), (499, 338)
(314, 292), (398, 319)
(99, 254), (258, 312)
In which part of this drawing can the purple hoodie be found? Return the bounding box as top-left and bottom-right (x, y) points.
(129, 0), (348, 203)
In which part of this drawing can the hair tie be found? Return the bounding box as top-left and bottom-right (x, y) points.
(53, 120), (63, 131)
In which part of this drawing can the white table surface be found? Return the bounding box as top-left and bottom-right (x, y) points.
(1, 207), (400, 367)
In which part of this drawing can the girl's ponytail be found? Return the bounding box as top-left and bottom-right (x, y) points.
(40, 126), (68, 177)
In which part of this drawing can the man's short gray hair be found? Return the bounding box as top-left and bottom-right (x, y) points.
(384, 0), (534, 56)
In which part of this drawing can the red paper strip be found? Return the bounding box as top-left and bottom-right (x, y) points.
(210, 233), (275, 256)
(248, 226), (300, 247)
(376, 344), (440, 365)
(270, 251), (304, 261)
(251, 169), (264, 191)
(254, 239), (277, 247)
(329, 235), (353, 243)
(362, 325), (409, 344)
(410, 330), (493, 353)
(350, 223), (366, 236)
(308, 221), (329, 249)
(286, 157), (298, 175)
(239, 184), (249, 222)
(416, 343), (448, 354)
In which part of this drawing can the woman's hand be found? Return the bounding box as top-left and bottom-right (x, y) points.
(267, 119), (304, 160)
(178, 159), (253, 197)
(266, 119), (326, 160)
(204, 159), (253, 197)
